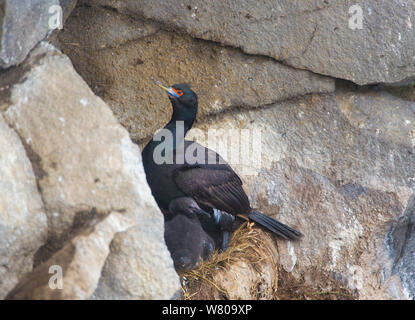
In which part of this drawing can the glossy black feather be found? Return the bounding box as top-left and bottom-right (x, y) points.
(172, 142), (250, 215)
(248, 211), (303, 240)
(164, 197), (215, 271)
(142, 83), (303, 240)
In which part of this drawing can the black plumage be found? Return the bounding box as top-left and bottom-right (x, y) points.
(164, 197), (215, 271)
(143, 82), (303, 247)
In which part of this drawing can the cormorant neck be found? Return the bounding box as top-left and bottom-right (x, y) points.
(165, 113), (194, 135)
(164, 99), (197, 148)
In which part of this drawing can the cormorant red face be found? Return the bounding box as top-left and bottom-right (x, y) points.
(169, 87), (184, 98)
(154, 80), (197, 105)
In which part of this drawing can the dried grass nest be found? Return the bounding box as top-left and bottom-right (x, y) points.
(179, 222), (272, 299)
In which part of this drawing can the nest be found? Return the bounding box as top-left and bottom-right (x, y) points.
(179, 222), (357, 300)
(179, 222), (274, 299)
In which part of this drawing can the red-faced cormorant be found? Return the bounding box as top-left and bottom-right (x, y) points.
(142, 81), (303, 250)
(164, 197), (215, 271)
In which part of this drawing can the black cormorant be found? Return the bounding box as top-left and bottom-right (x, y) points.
(142, 81), (303, 250)
(164, 197), (215, 271)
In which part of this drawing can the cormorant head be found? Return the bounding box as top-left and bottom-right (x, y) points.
(172, 250), (200, 271)
(154, 80), (198, 121)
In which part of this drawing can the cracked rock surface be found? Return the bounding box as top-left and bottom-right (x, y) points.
(82, 0), (415, 85)
(1, 41), (180, 299)
(0, 0), (414, 300)
(0, 113), (47, 299)
(194, 89), (415, 298)
(57, 4), (334, 142)
(6, 212), (134, 300)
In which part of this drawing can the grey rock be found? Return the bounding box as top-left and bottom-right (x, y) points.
(2, 42), (180, 299)
(6, 212), (133, 300)
(85, 0), (415, 85)
(59, 5), (160, 51)
(0, 0), (60, 68)
(1, 0), (413, 300)
(193, 89), (415, 299)
(0, 113), (47, 299)
(197, 89), (415, 192)
(92, 226), (181, 300)
(60, 0), (78, 22)
(387, 195), (415, 300)
(57, 5), (334, 142)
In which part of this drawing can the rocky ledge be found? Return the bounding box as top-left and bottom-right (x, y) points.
(0, 0), (414, 300)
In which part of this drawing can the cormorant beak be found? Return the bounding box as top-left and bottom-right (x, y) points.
(153, 79), (181, 98)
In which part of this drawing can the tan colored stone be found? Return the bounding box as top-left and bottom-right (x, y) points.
(85, 0), (415, 85)
(192, 90), (415, 299)
(6, 212), (133, 300)
(0, 113), (47, 299)
(3, 42), (180, 299)
(57, 5), (334, 142)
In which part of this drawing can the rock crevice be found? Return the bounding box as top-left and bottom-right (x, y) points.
(0, 0), (414, 300)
